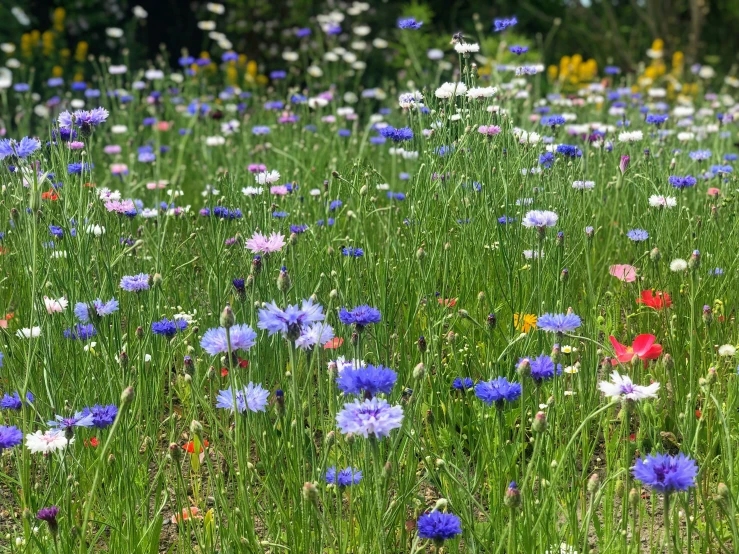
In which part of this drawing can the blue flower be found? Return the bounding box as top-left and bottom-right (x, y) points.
(555, 144), (582, 157)
(257, 299), (325, 338)
(151, 318), (188, 337)
(329, 200), (343, 211)
(215, 383), (269, 413)
(200, 324), (258, 355)
(452, 377), (474, 390)
(493, 16), (517, 32)
(325, 466), (362, 486)
(342, 247), (364, 257)
(0, 426), (23, 450)
(338, 305), (381, 328)
(646, 114), (669, 125)
(74, 298), (119, 322)
(475, 377), (522, 406)
(537, 313), (581, 333)
(336, 398), (404, 438)
(417, 511), (462, 542)
(538, 152), (554, 168)
(689, 150), (711, 161)
(397, 18), (423, 29)
(524, 355), (561, 382)
(626, 229), (649, 242)
(542, 115), (565, 127)
(632, 453), (698, 493)
(80, 404), (118, 428)
(120, 273), (150, 292)
(63, 324), (97, 341)
(509, 45), (528, 55)
(378, 126), (414, 142)
(1, 391), (34, 410)
(48, 411), (95, 430)
(337, 365), (398, 397)
(669, 175), (697, 189)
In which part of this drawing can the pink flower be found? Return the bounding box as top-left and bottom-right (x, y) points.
(245, 231), (286, 254)
(146, 180), (167, 190)
(157, 121), (171, 132)
(105, 199), (136, 214)
(104, 145), (122, 155)
(67, 141), (85, 150)
(110, 163), (128, 175)
(707, 187), (720, 198)
(528, 114), (540, 122)
(609, 264), (638, 282)
(270, 185), (289, 196)
(44, 296), (68, 314)
(248, 164), (267, 173)
(478, 125), (501, 136)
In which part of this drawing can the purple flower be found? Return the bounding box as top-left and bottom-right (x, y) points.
(493, 16), (517, 32)
(619, 155), (630, 174)
(537, 312), (581, 333)
(295, 323), (335, 351)
(524, 355), (561, 382)
(151, 318), (188, 337)
(522, 210), (558, 229)
(0, 137), (41, 159)
(0, 425), (23, 450)
(417, 511), (462, 542)
(215, 383), (269, 413)
(1, 391), (34, 410)
(338, 305), (381, 329)
(689, 150), (711, 161)
(336, 365), (398, 397)
(74, 298), (119, 322)
(63, 324), (97, 341)
(632, 453), (698, 493)
(378, 126), (414, 142)
(257, 299), (325, 338)
(398, 18), (423, 29)
(36, 505), (59, 524)
(669, 175), (697, 189)
(200, 324), (258, 355)
(48, 411), (95, 430)
(474, 377), (522, 406)
(80, 404), (118, 428)
(509, 45), (529, 55)
(325, 466), (362, 486)
(336, 398), (403, 438)
(120, 273), (150, 292)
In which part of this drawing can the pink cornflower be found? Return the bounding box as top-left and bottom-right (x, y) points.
(103, 145), (122, 155)
(248, 164), (267, 173)
(67, 141), (85, 150)
(110, 163), (128, 176)
(609, 264), (638, 283)
(707, 187), (720, 198)
(146, 180), (167, 190)
(478, 125), (502, 136)
(270, 185), (289, 196)
(157, 121), (171, 132)
(105, 199), (136, 213)
(245, 231), (286, 254)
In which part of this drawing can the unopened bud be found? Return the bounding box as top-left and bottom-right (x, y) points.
(413, 363), (425, 379)
(532, 411), (548, 433)
(190, 419), (203, 437)
(277, 266), (291, 292)
(417, 335), (427, 353)
(121, 386), (134, 406)
(302, 482), (319, 505)
(504, 481), (521, 509)
(220, 303), (235, 328)
(587, 473), (600, 493)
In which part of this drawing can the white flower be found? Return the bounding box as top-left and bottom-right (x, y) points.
(205, 135), (226, 146)
(618, 130), (643, 143)
(26, 430), (73, 454)
(44, 296), (68, 314)
(0, 68), (11, 89)
(198, 21), (217, 31)
(132, 5), (148, 18)
(648, 87), (667, 98)
(108, 65), (127, 75)
(206, 2), (225, 14)
(145, 69), (164, 80)
(16, 327), (41, 339)
(141, 209), (158, 218)
(0, 43), (15, 54)
(523, 249), (544, 259)
(599, 371), (659, 401)
(372, 38), (388, 49)
(110, 125), (128, 134)
(255, 170), (280, 184)
(106, 27), (124, 38)
(71, 99), (85, 109)
(649, 195), (677, 208)
(99, 188), (121, 201)
(677, 132), (694, 141)
(454, 42), (480, 54)
(324, 52), (340, 62)
(466, 86), (497, 99)
(670, 258), (688, 272)
(427, 48), (444, 60)
(310, 188), (321, 196)
(282, 51), (299, 62)
(718, 344), (736, 357)
(6, 58), (21, 69)
(435, 82), (467, 99)
(307, 66), (323, 78)
(11, 7), (30, 25)
(86, 224), (106, 237)
(399, 91), (423, 109)
(353, 25), (371, 36)
(242, 186), (264, 196)
(698, 66), (716, 79)
(572, 180), (595, 190)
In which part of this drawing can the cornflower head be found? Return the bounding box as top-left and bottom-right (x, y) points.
(325, 466), (362, 487)
(537, 312), (581, 334)
(336, 364), (398, 398)
(0, 425), (23, 450)
(151, 318), (188, 338)
(74, 298), (119, 322)
(599, 371), (659, 401)
(120, 273), (150, 292)
(200, 323), (257, 355)
(257, 298), (325, 340)
(338, 305), (381, 330)
(215, 383), (269, 413)
(474, 377), (522, 407)
(417, 511), (462, 544)
(336, 397), (404, 438)
(80, 404), (118, 428)
(632, 453), (697, 493)
(1, 391), (34, 410)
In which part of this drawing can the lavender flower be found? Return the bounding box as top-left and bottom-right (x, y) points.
(336, 365), (398, 397)
(336, 398), (404, 438)
(1, 391), (34, 410)
(398, 18), (423, 29)
(74, 298), (119, 322)
(0, 425), (23, 450)
(522, 210), (558, 229)
(626, 229), (649, 242)
(525, 354), (562, 382)
(80, 404), (118, 428)
(200, 324), (257, 355)
(63, 324), (97, 341)
(257, 299), (325, 339)
(295, 323), (335, 350)
(120, 274), (150, 292)
(325, 466), (362, 487)
(338, 305), (381, 329)
(215, 383), (269, 413)
(48, 411), (95, 431)
(537, 313), (581, 333)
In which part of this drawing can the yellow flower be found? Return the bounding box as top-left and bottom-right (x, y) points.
(42, 31), (54, 56)
(53, 7), (66, 32)
(547, 65), (558, 80)
(256, 74), (268, 85)
(225, 65), (238, 84)
(514, 313), (537, 334)
(52, 65), (63, 77)
(651, 39), (664, 52)
(75, 41), (88, 63)
(238, 54), (247, 67)
(60, 48), (70, 60)
(247, 60), (257, 78)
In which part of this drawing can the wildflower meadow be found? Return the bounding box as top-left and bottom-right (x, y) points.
(1, 2), (739, 553)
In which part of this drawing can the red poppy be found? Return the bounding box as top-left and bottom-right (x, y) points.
(84, 437), (99, 447)
(609, 334), (663, 367)
(41, 190), (58, 201)
(636, 290), (671, 310)
(237, 357), (249, 368)
(172, 507), (202, 524)
(183, 439), (209, 454)
(695, 410), (702, 419)
(438, 298), (458, 308)
(324, 337), (344, 349)
(84, 182), (96, 188)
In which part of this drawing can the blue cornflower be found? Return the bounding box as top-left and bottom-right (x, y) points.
(338, 129), (351, 137)
(68, 162), (93, 174)
(498, 216), (516, 224)
(537, 312), (581, 333)
(493, 16), (517, 32)
(435, 145), (453, 156)
(417, 511), (462, 542)
(452, 377), (474, 390)
(80, 404), (118, 428)
(325, 466), (362, 487)
(329, 200), (343, 211)
(0, 426), (23, 450)
(627, 229), (649, 242)
(524, 355), (562, 382)
(252, 126), (271, 135)
(151, 318), (188, 338)
(49, 225), (64, 239)
(48, 411), (95, 430)
(63, 324), (97, 341)
(509, 45), (528, 55)
(0, 137), (41, 160)
(337, 364), (398, 397)
(120, 273), (150, 292)
(290, 224), (309, 234)
(215, 383), (269, 413)
(556, 144), (582, 157)
(542, 115), (566, 127)
(538, 152), (554, 168)
(200, 323), (258, 355)
(338, 305), (381, 329)
(397, 18), (423, 29)
(632, 453), (698, 493)
(257, 299), (325, 338)
(669, 175), (697, 189)
(342, 247), (364, 257)
(379, 126), (414, 142)
(709, 268), (724, 276)
(387, 192), (406, 200)
(272, 211), (289, 218)
(295, 27), (311, 37)
(336, 398), (404, 438)
(710, 165), (732, 175)
(475, 377), (522, 406)
(605, 66), (621, 75)
(1, 391), (34, 410)
(689, 150), (711, 161)
(74, 298), (119, 322)
(646, 114), (669, 126)
(270, 70), (286, 80)
(724, 154), (737, 162)
(317, 218), (335, 226)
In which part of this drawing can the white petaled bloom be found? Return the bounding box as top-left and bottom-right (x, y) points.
(677, 132), (694, 141)
(649, 195), (677, 208)
(670, 258), (688, 272)
(523, 250), (544, 259)
(353, 25), (371, 36)
(599, 371), (660, 401)
(466, 86), (497, 99)
(427, 48), (444, 60)
(308, 97), (328, 109)
(454, 42), (480, 54)
(98, 188), (121, 201)
(111, 125), (128, 134)
(132, 5), (148, 18)
(618, 130), (643, 143)
(86, 224), (106, 237)
(109, 65), (128, 75)
(106, 27), (124, 38)
(307, 66), (324, 78)
(242, 186), (264, 196)
(44, 296), (68, 314)
(373, 38), (388, 49)
(435, 82), (467, 99)
(282, 51), (299, 62)
(17, 327), (41, 339)
(26, 430), (74, 454)
(255, 170), (280, 184)
(205, 136), (226, 146)
(522, 210), (558, 229)
(398, 91), (423, 109)
(718, 344), (736, 357)
(572, 180), (595, 190)
(206, 2), (225, 14)
(198, 20), (217, 31)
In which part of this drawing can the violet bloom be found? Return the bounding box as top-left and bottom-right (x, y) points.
(74, 298), (119, 322)
(48, 411), (95, 432)
(295, 323), (335, 350)
(80, 404), (118, 428)
(338, 305), (381, 329)
(522, 210), (558, 230)
(0, 425), (23, 450)
(120, 273), (150, 292)
(336, 365), (398, 397)
(417, 511), (462, 543)
(215, 383), (269, 413)
(537, 312), (581, 334)
(599, 371), (660, 401)
(245, 231), (285, 254)
(632, 453), (697, 493)
(1, 391), (34, 410)
(200, 324), (257, 355)
(336, 397), (404, 438)
(257, 299), (325, 339)
(325, 466), (362, 487)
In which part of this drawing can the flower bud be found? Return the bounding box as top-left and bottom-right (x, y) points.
(517, 358), (531, 379)
(487, 313), (497, 329)
(220, 303), (235, 328)
(705, 366), (717, 386)
(587, 473), (600, 493)
(628, 488), (639, 507)
(190, 419), (203, 438)
(413, 363), (425, 379)
(277, 267), (291, 292)
(650, 247), (661, 262)
(302, 482), (319, 505)
(417, 335), (427, 353)
(504, 481), (521, 509)
(433, 498), (448, 511)
(703, 305), (713, 325)
(152, 273), (163, 287)
(416, 247), (426, 260)
(532, 411), (548, 433)
(120, 386), (134, 406)
(688, 249), (700, 270)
